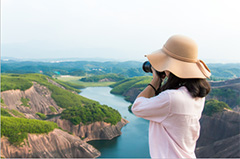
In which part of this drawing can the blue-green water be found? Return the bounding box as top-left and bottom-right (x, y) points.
(80, 87), (150, 158)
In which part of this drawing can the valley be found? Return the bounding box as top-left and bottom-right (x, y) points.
(1, 60), (240, 158)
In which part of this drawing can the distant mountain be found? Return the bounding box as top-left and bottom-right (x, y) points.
(1, 60), (240, 79)
(1, 60), (145, 77)
(208, 63), (240, 80)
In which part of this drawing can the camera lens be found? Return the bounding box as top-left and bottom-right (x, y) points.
(142, 61), (166, 79)
(142, 61), (152, 73)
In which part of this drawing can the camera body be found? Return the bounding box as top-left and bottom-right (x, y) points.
(142, 61), (166, 78)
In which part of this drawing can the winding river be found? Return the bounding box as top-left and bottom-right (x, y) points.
(80, 87), (150, 158)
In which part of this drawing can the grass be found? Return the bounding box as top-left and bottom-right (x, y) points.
(57, 75), (115, 87)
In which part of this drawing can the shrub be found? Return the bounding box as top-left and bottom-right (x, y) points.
(1, 116), (58, 146)
(49, 106), (57, 113)
(203, 99), (232, 116)
(1, 98), (4, 104)
(36, 112), (47, 119)
(21, 98), (30, 107)
(128, 105), (133, 113)
(61, 103), (121, 125)
(1, 108), (13, 117)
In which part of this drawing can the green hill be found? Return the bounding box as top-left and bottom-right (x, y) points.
(110, 76), (152, 102)
(110, 76), (152, 94)
(1, 73), (122, 125)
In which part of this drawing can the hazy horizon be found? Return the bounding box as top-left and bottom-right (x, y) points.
(2, 0), (240, 63)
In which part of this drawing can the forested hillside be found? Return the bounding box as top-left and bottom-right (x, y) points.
(1, 73), (125, 157)
(1, 74), (122, 127)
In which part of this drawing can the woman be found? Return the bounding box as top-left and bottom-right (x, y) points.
(131, 35), (211, 158)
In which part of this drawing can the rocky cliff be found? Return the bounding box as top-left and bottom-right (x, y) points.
(1, 78), (128, 158)
(196, 110), (240, 158)
(196, 134), (240, 158)
(1, 129), (100, 158)
(49, 116), (129, 142)
(123, 87), (141, 103)
(1, 82), (62, 118)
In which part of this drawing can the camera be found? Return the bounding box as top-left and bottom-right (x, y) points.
(142, 61), (166, 78)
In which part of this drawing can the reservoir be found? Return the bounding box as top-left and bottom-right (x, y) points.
(80, 87), (150, 158)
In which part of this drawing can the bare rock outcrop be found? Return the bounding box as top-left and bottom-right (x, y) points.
(196, 110), (240, 158)
(123, 87), (141, 103)
(196, 134), (240, 158)
(1, 129), (100, 158)
(49, 117), (129, 142)
(1, 82), (62, 117)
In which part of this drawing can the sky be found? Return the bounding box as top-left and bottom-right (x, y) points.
(1, 0), (240, 63)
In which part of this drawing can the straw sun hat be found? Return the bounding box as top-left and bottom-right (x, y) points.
(145, 35), (211, 79)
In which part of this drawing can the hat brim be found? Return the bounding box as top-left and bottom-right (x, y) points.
(146, 49), (211, 79)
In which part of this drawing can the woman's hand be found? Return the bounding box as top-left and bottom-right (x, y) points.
(150, 68), (162, 90)
(136, 68), (165, 98)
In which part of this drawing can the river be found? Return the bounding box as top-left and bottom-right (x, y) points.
(80, 87), (150, 158)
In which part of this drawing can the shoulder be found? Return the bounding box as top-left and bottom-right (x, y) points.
(163, 86), (191, 99)
(136, 90), (170, 104)
(163, 86), (205, 115)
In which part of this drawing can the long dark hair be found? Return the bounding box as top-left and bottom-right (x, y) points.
(160, 73), (211, 98)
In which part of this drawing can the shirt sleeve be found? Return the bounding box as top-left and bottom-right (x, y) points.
(131, 91), (170, 123)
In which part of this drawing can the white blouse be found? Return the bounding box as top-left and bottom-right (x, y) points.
(132, 86), (205, 158)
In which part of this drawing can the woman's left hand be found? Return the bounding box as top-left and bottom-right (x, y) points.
(150, 68), (162, 90)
